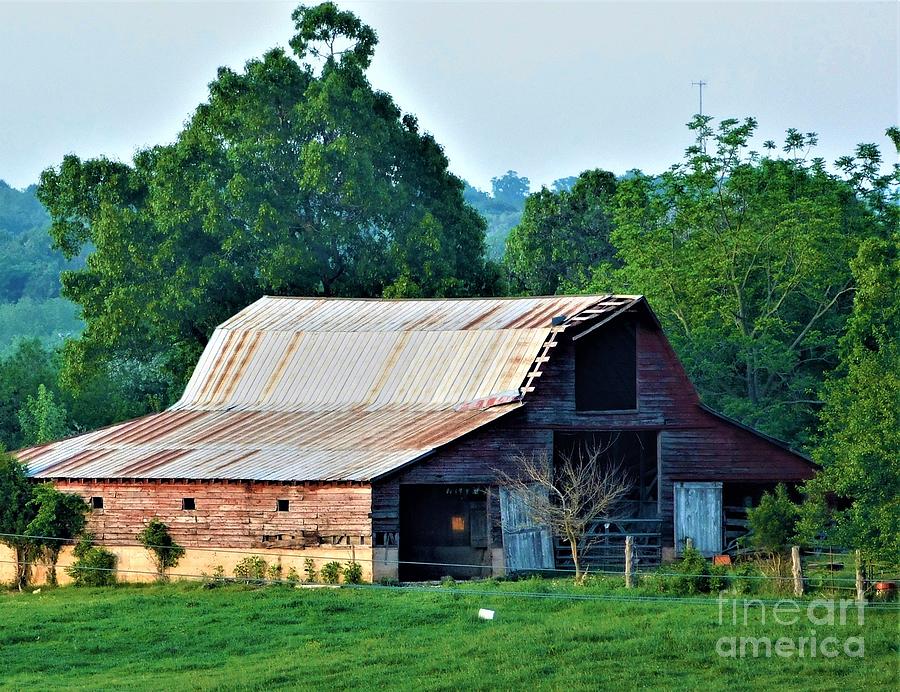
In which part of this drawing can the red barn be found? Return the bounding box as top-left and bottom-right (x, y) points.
(15, 295), (814, 582)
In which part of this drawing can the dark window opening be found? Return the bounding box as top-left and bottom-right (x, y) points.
(277, 499), (290, 512)
(182, 497), (195, 510)
(575, 319), (637, 411)
(90, 496), (104, 510)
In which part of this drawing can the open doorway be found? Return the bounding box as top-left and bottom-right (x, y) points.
(399, 485), (490, 581)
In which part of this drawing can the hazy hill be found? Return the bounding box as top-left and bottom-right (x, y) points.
(0, 180), (83, 351)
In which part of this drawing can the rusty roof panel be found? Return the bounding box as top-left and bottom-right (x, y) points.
(25, 405), (522, 482)
(19, 295), (643, 482)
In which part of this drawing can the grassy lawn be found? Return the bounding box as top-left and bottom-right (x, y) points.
(0, 580), (896, 690)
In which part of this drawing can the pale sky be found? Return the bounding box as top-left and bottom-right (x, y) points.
(0, 1), (897, 192)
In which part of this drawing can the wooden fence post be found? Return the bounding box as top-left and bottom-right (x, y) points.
(855, 550), (866, 603)
(625, 536), (634, 588)
(791, 546), (803, 597)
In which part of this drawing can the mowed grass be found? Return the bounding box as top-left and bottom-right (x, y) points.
(0, 580), (897, 691)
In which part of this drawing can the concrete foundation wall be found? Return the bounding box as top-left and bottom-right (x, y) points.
(0, 544), (373, 586)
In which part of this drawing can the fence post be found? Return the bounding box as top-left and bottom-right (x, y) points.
(791, 545), (803, 597)
(625, 535), (634, 588)
(855, 550), (866, 603)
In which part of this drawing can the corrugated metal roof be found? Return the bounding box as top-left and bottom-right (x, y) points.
(20, 405), (522, 482)
(18, 295), (642, 482)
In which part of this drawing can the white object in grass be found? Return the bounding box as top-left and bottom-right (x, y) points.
(478, 608), (495, 620)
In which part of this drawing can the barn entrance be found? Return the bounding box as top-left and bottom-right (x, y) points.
(399, 485), (490, 581)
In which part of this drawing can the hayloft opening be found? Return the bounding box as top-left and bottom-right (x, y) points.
(90, 496), (104, 510)
(575, 319), (637, 411)
(182, 497), (195, 510)
(277, 499), (290, 512)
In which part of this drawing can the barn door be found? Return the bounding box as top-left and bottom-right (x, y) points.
(499, 486), (555, 572)
(674, 481), (723, 556)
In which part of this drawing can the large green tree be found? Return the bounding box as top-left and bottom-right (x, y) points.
(505, 169), (618, 295)
(18, 384), (69, 447)
(798, 129), (900, 562)
(25, 483), (89, 585)
(606, 117), (880, 443)
(38, 2), (492, 400)
(0, 452), (37, 588)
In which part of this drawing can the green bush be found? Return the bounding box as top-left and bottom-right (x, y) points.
(668, 545), (710, 594)
(233, 555), (267, 583)
(321, 561), (342, 584)
(709, 563), (730, 592)
(343, 562), (363, 584)
(286, 566), (300, 584)
(266, 562), (283, 582)
(137, 519), (185, 580)
(745, 484), (798, 554)
(304, 558), (317, 583)
(729, 562), (762, 595)
(201, 565), (228, 588)
(65, 535), (116, 586)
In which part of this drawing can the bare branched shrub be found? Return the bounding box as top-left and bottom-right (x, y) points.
(497, 441), (632, 584)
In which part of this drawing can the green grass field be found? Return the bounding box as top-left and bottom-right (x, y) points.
(1, 580), (897, 690)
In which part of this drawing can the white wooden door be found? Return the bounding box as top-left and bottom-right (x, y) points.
(674, 481), (723, 556)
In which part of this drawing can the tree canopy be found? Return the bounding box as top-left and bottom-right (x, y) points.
(797, 133), (900, 561)
(38, 2), (494, 401)
(609, 118), (880, 443)
(505, 169), (618, 295)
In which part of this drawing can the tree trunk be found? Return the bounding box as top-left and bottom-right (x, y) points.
(567, 528), (582, 585)
(15, 545), (29, 591)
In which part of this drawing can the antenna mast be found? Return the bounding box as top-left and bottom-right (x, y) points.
(691, 80), (707, 116)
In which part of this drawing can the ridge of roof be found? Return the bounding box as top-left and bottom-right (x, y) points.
(257, 294), (643, 303)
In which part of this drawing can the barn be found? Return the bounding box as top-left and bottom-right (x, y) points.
(11, 295), (815, 582)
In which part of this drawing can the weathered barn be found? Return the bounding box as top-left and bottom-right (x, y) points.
(11, 295), (815, 582)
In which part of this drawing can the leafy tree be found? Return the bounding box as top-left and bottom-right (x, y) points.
(505, 169), (618, 294)
(18, 384), (69, 446)
(138, 519), (185, 580)
(490, 170), (531, 208)
(798, 162), (899, 563)
(607, 117), (878, 444)
(0, 451), (37, 588)
(38, 2), (491, 400)
(0, 339), (59, 450)
(24, 483), (88, 585)
(551, 176), (578, 193)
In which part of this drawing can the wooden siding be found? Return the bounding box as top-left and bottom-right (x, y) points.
(54, 480), (372, 548)
(373, 308), (814, 551)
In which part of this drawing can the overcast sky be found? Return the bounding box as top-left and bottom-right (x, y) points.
(0, 1), (897, 191)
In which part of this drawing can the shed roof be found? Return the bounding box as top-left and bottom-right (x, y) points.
(20, 295), (641, 482)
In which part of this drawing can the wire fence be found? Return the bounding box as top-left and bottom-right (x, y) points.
(1, 531), (898, 603)
(3, 557), (899, 610)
